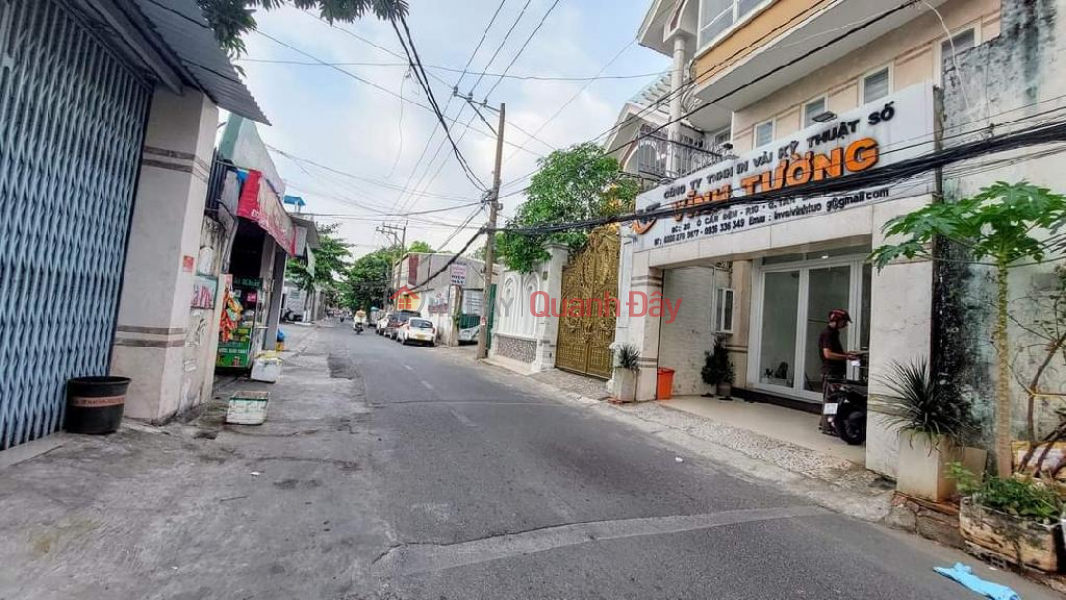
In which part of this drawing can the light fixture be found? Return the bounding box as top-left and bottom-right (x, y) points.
(812, 111), (838, 123)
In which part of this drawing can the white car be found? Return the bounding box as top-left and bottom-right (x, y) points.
(398, 318), (436, 347)
(458, 324), (480, 344)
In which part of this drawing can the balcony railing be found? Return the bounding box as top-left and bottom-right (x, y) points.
(635, 126), (727, 184)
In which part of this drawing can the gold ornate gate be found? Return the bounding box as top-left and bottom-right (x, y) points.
(555, 227), (619, 379)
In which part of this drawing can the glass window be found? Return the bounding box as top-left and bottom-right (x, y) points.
(803, 97), (826, 128)
(754, 120), (774, 148)
(863, 67), (890, 103)
(941, 28), (976, 64)
(803, 266), (851, 393)
(715, 288), (735, 333)
(713, 128), (731, 146)
(700, 0), (768, 47)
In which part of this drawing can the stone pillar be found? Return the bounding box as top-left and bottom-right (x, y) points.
(111, 89), (219, 422)
(631, 251), (664, 401)
(668, 34), (687, 176)
(534, 244), (569, 372)
(264, 247), (286, 352)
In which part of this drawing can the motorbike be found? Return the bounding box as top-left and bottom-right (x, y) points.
(354, 322), (364, 335)
(822, 351), (868, 446)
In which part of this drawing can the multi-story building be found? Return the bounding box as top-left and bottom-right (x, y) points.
(616, 0), (1064, 478)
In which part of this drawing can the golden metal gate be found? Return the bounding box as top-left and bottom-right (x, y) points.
(555, 227), (619, 379)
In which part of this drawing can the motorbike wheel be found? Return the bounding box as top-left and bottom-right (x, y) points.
(835, 406), (866, 446)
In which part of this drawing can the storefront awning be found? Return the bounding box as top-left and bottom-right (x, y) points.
(237, 170), (297, 255)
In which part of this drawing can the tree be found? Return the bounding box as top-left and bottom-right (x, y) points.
(287, 223), (352, 308)
(496, 143), (638, 272)
(407, 240), (433, 254)
(341, 247), (395, 312)
(870, 181), (1066, 477)
(198, 0), (408, 56)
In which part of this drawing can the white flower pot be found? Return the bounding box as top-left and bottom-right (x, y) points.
(613, 368), (637, 403)
(896, 432), (986, 502)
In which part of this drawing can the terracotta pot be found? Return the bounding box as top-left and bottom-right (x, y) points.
(959, 497), (1061, 572)
(716, 382), (732, 399)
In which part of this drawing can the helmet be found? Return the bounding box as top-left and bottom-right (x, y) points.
(828, 309), (852, 324)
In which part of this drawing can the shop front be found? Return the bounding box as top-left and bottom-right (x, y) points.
(617, 84), (939, 475)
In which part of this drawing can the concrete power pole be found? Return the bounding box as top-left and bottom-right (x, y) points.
(477, 103), (505, 360)
(376, 221), (407, 309)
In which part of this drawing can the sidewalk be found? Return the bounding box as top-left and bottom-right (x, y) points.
(0, 325), (388, 599)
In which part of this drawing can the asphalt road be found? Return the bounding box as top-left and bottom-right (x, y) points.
(323, 324), (1048, 600)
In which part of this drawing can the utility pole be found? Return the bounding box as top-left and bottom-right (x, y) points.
(477, 103), (505, 360)
(376, 221), (407, 309)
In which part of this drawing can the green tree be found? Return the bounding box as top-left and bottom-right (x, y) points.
(341, 247), (395, 312)
(870, 181), (1066, 477)
(198, 0), (408, 56)
(287, 223), (352, 306)
(496, 143), (638, 272)
(407, 240), (433, 254)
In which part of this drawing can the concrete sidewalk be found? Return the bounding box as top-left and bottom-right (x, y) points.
(0, 325), (388, 599)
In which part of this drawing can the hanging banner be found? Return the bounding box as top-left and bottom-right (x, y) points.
(237, 170), (297, 255)
(632, 84), (935, 251)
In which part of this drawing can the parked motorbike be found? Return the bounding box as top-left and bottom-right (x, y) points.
(822, 351), (868, 446)
(354, 322), (364, 335)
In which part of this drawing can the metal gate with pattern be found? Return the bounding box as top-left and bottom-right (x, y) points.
(555, 227), (619, 379)
(0, 0), (151, 449)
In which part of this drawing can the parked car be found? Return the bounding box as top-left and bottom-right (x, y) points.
(458, 324), (480, 344)
(383, 310), (420, 340)
(399, 318), (436, 346)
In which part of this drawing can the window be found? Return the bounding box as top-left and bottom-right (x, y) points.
(754, 120), (774, 148)
(699, 0), (770, 48)
(803, 97), (826, 128)
(941, 28), (976, 64)
(715, 288), (735, 334)
(712, 128), (731, 146)
(862, 67), (890, 104)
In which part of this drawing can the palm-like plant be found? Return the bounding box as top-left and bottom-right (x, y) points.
(883, 359), (974, 446)
(613, 344), (640, 372)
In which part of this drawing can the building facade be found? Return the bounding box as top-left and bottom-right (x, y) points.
(614, 0), (1064, 478)
(393, 253), (496, 346)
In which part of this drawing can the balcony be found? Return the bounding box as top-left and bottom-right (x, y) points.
(634, 125), (729, 184)
(690, 0), (947, 110)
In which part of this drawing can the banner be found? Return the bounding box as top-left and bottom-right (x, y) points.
(632, 84), (935, 251)
(237, 170), (297, 255)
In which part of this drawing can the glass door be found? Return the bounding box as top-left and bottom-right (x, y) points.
(751, 252), (868, 402)
(757, 270), (800, 392)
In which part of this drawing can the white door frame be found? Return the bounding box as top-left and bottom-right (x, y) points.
(748, 254), (866, 403)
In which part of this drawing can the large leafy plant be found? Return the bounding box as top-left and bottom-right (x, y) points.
(870, 181), (1066, 476)
(882, 359), (974, 446)
(950, 463), (1063, 523)
(701, 337), (735, 386)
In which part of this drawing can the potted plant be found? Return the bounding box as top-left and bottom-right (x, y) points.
(884, 359), (983, 502)
(611, 343), (640, 403)
(701, 337), (735, 399)
(952, 464), (1064, 572)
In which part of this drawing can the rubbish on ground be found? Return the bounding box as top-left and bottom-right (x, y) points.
(675, 457), (684, 463)
(250, 471), (261, 477)
(227, 391), (269, 425)
(933, 563), (1019, 600)
(251, 352), (282, 383)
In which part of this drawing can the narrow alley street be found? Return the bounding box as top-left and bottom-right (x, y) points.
(0, 323), (1055, 600)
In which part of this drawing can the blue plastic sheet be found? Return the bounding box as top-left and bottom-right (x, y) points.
(933, 563), (1020, 600)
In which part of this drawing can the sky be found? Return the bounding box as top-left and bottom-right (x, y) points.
(234, 0), (670, 259)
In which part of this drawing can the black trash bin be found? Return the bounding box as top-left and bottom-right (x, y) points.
(65, 376), (131, 434)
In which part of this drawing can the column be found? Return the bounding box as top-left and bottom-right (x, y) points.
(668, 34), (687, 176)
(631, 251), (665, 401)
(111, 89), (219, 422)
(264, 247), (286, 352)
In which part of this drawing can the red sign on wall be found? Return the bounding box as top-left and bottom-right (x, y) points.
(237, 170), (297, 255)
(407, 255), (419, 286)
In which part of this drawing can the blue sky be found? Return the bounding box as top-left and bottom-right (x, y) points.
(236, 0), (670, 256)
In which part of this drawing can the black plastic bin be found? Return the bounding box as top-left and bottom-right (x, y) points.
(65, 376), (131, 434)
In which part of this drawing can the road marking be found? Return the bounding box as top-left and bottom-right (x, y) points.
(421, 381), (434, 390)
(450, 409), (477, 428)
(372, 505), (827, 576)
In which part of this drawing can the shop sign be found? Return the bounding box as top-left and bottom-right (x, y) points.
(191, 275), (218, 309)
(428, 292), (449, 314)
(632, 84), (935, 251)
(451, 263), (467, 286)
(237, 170), (298, 255)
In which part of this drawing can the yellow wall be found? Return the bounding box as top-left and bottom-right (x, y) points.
(702, 0), (1001, 153)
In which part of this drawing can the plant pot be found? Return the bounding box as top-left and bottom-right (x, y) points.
(65, 376), (131, 434)
(613, 369), (637, 403)
(896, 433), (986, 502)
(716, 382), (732, 399)
(960, 497), (1061, 572)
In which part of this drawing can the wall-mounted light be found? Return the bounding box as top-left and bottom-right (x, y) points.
(812, 111), (838, 123)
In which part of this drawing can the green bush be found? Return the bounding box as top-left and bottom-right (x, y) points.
(949, 463), (1064, 523)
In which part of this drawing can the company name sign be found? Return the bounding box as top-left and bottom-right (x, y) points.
(632, 84), (935, 251)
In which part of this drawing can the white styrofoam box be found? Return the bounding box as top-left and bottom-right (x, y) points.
(250, 354), (282, 383)
(226, 391), (269, 425)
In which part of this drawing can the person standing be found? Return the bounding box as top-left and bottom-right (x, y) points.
(819, 309), (853, 433)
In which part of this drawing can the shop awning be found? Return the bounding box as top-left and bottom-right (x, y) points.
(238, 170), (297, 255)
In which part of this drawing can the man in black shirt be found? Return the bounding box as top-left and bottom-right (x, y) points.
(819, 309), (853, 433)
